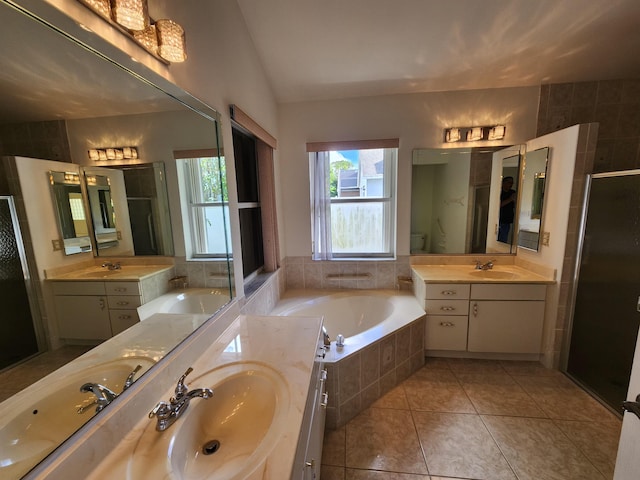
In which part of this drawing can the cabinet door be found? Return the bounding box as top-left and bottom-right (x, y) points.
(54, 295), (112, 340)
(109, 310), (140, 336)
(468, 300), (544, 353)
(425, 315), (468, 351)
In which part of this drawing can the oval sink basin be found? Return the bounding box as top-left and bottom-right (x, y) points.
(0, 356), (155, 479)
(469, 270), (516, 280)
(130, 362), (289, 480)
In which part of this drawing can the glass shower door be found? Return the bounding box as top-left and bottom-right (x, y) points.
(0, 196), (39, 370)
(567, 171), (640, 411)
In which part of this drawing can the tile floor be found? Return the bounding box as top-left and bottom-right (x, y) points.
(0, 345), (93, 401)
(321, 358), (622, 480)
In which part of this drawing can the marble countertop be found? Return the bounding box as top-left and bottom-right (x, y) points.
(86, 314), (323, 480)
(412, 264), (555, 284)
(46, 265), (173, 281)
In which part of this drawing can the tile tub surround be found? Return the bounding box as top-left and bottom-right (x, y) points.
(321, 358), (621, 480)
(270, 289), (426, 429)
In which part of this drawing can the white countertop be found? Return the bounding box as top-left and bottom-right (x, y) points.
(46, 265), (173, 281)
(412, 264), (555, 284)
(86, 314), (323, 480)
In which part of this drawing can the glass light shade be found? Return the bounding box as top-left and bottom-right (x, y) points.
(88, 149), (100, 161)
(110, 0), (149, 31)
(132, 24), (158, 53)
(488, 125), (506, 140)
(156, 19), (187, 62)
(445, 128), (461, 143)
(467, 127), (483, 141)
(106, 148), (116, 160)
(84, 0), (111, 17)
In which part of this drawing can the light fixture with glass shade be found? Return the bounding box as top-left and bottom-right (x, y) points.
(156, 19), (187, 62)
(110, 0), (149, 31)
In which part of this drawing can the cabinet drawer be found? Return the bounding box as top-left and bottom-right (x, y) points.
(107, 295), (142, 310)
(109, 310), (140, 336)
(425, 299), (469, 316)
(105, 282), (141, 296)
(425, 315), (468, 351)
(470, 283), (546, 300)
(425, 283), (470, 300)
(51, 281), (105, 296)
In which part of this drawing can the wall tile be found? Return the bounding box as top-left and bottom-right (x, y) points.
(612, 138), (639, 170)
(396, 325), (411, 365)
(594, 104), (621, 139)
(549, 83), (574, 107)
(379, 334), (396, 376)
(338, 352), (361, 401)
(360, 343), (380, 388)
(572, 81), (598, 107)
(597, 79), (624, 104)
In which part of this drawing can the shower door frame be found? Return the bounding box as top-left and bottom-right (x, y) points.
(562, 169), (640, 408)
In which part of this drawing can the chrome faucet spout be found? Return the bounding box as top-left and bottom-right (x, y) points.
(149, 367), (213, 431)
(80, 383), (118, 412)
(475, 260), (494, 270)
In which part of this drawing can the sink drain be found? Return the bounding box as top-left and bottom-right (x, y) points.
(202, 440), (221, 455)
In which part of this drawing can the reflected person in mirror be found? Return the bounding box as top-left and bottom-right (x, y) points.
(498, 176), (516, 243)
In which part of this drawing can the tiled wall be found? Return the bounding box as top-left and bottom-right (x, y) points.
(284, 256), (412, 290)
(537, 79), (640, 172)
(0, 120), (71, 162)
(173, 257), (234, 289)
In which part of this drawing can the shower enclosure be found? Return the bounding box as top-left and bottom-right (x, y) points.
(0, 196), (40, 370)
(567, 170), (640, 411)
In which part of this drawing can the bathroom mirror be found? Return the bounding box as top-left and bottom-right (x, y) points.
(0, 0), (233, 473)
(411, 145), (523, 255)
(517, 147), (550, 251)
(48, 170), (93, 255)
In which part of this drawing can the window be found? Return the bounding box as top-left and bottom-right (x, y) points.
(177, 152), (230, 257)
(308, 140), (398, 259)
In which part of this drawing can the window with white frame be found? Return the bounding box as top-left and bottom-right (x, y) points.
(308, 139), (398, 259)
(177, 152), (231, 257)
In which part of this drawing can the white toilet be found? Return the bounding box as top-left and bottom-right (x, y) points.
(410, 232), (426, 252)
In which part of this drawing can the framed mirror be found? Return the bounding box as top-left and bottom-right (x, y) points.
(48, 170), (92, 255)
(411, 145), (523, 255)
(0, 0), (233, 474)
(517, 147), (550, 251)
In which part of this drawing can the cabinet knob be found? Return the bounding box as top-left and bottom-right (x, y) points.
(441, 290), (456, 295)
(473, 302), (478, 316)
(99, 298), (106, 310)
(115, 287), (128, 292)
(117, 301), (130, 306)
(440, 306), (455, 311)
(118, 315), (132, 320)
(320, 392), (329, 408)
(439, 321), (454, 327)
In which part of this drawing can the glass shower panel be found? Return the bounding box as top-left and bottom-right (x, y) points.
(567, 172), (640, 411)
(0, 197), (39, 370)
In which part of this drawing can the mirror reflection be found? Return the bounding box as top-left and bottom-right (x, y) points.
(517, 147), (550, 251)
(0, 0), (232, 474)
(411, 146), (523, 255)
(48, 170), (92, 255)
(497, 155), (521, 245)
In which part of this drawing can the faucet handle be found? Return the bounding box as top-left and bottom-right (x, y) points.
(149, 400), (171, 419)
(174, 367), (193, 399)
(123, 364), (143, 391)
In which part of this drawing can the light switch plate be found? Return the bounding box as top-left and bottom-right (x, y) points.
(542, 231), (550, 246)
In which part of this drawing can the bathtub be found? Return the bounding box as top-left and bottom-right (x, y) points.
(270, 289), (426, 428)
(138, 288), (231, 321)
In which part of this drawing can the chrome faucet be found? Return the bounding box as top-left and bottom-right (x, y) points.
(101, 261), (121, 270)
(475, 260), (494, 270)
(80, 383), (119, 413)
(149, 367), (214, 432)
(123, 364), (143, 391)
(322, 326), (331, 347)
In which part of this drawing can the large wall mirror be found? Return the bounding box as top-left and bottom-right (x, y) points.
(411, 145), (523, 255)
(517, 147), (550, 251)
(0, 1), (232, 474)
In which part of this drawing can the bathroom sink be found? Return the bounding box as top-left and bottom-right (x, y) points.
(469, 270), (517, 280)
(75, 269), (121, 279)
(129, 362), (290, 480)
(0, 356), (155, 479)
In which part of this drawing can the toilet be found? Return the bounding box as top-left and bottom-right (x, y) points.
(410, 232), (426, 252)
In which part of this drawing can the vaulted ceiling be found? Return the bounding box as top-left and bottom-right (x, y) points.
(236, 0), (640, 103)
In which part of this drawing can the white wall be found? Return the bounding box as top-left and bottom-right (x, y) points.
(278, 87), (539, 257)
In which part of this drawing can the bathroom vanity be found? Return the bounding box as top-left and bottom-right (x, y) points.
(47, 264), (174, 340)
(412, 264), (554, 357)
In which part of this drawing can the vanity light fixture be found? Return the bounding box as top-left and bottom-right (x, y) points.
(156, 19), (187, 62)
(443, 125), (507, 143)
(110, 0), (149, 31)
(83, 0), (111, 18)
(88, 147), (138, 161)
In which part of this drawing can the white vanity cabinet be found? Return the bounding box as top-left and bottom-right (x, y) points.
(292, 343), (327, 480)
(468, 284), (546, 353)
(52, 280), (143, 340)
(423, 283), (470, 351)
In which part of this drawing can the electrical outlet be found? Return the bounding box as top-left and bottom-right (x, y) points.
(51, 239), (63, 251)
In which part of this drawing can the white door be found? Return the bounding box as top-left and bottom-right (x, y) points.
(614, 329), (640, 479)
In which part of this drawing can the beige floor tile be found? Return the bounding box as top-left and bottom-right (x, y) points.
(404, 382), (475, 414)
(346, 408), (428, 474)
(321, 464), (345, 480)
(446, 358), (506, 375)
(423, 357), (451, 370)
(371, 385), (409, 410)
(456, 373), (547, 417)
(345, 469), (430, 479)
(323, 425), (346, 466)
(554, 419), (622, 479)
(405, 368), (460, 384)
(482, 415), (605, 480)
(499, 360), (557, 376)
(413, 411), (516, 480)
